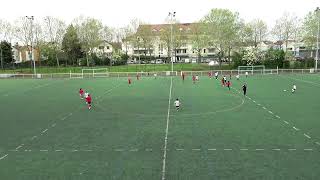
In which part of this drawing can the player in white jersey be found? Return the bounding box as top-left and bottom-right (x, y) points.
(292, 85), (297, 93)
(236, 74), (240, 80)
(174, 98), (181, 111)
(245, 71), (249, 78)
(195, 75), (199, 81)
(214, 72), (219, 79)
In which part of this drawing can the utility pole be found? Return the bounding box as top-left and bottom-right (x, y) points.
(26, 16), (36, 76)
(315, 7), (320, 72)
(168, 11), (176, 73)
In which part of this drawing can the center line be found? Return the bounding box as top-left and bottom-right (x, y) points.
(208, 149), (216, 151)
(268, 111), (273, 114)
(284, 121), (289, 124)
(161, 77), (173, 180)
(263, 107), (267, 110)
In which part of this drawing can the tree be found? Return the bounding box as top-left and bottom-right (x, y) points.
(190, 22), (207, 63)
(137, 24), (155, 62)
(74, 17), (103, 66)
(13, 17), (35, 68)
(43, 16), (67, 66)
(202, 8), (241, 65)
(302, 10), (319, 49)
(272, 13), (300, 50)
(0, 41), (13, 68)
(244, 19), (268, 47)
(243, 47), (259, 65)
(62, 25), (83, 66)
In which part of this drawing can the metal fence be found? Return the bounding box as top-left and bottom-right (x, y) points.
(0, 69), (318, 79)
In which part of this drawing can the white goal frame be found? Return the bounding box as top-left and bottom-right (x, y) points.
(81, 68), (109, 78)
(238, 65), (265, 75)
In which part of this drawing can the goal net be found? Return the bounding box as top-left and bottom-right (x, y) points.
(82, 68), (109, 78)
(238, 65), (265, 75)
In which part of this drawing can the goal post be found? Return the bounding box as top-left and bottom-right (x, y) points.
(81, 68), (109, 78)
(238, 65), (265, 75)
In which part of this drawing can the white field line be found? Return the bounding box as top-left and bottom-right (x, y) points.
(262, 107), (267, 110)
(192, 149), (201, 151)
(293, 127), (300, 131)
(288, 149), (296, 151)
(31, 136), (37, 140)
(276, 115), (281, 119)
(146, 149), (153, 151)
(272, 149), (281, 151)
(161, 77), (173, 180)
(284, 121), (289, 124)
(304, 149), (313, 151)
(42, 129), (48, 134)
(51, 123), (56, 127)
(316, 142), (320, 145)
(304, 134), (311, 139)
(176, 149), (184, 151)
(0, 154), (9, 160)
(129, 149), (138, 152)
(208, 149), (217, 151)
(268, 111), (274, 114)
(240, 149), (248, 151)
(255, 149), (265, 151)
(40, 150), (48, 152)
(15, 144), (24, 150)
(285, 76), (320, 87)
(224, 149), (232, 151)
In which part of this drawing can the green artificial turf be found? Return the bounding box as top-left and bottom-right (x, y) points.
(0, 74), (319, 180)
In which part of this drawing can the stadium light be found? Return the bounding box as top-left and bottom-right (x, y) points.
(315, 7), (320, 71)
(26, 16), (36, 76)
(168, 11), (176, 73)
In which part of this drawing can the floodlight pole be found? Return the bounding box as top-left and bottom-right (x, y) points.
(168, 11), (176, 74)
(316, 7), (320, 72)
(26, 16), (36, 76)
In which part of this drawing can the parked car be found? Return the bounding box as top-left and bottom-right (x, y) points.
(156, 59), (164, 64)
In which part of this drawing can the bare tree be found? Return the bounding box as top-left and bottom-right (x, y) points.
(272, 12), (300, 50)
(43, 16), (66, 66)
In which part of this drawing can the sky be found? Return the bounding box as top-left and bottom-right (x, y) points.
(0, 0), (318, 29)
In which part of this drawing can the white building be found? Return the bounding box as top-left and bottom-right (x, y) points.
(92, 41), (113, 58)
(123, 23), (218, 63)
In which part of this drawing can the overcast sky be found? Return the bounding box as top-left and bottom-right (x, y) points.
(0, 0), (318, 28)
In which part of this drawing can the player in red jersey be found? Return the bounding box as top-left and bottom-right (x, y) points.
(79, 88), (84, 99)
(226, 81), (231, 90)
(128, 77), (132, 85)
(86, 94), (92, 110)
(221, 78), (225, 86)
(192, 75), (196, 84)
(208, 72), (212, 79)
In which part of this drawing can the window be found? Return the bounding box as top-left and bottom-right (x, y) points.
(183, 49), (187, 54)
(300, 47), (306, 50)
(99, 46), (104, 50)
(106, 46), (110, 50)
(203, 49), (206, 53)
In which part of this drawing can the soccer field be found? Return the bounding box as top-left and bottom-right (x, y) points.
(0, 74), (319, 179)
